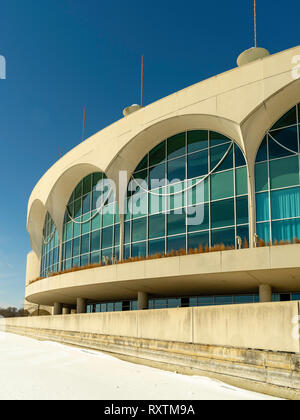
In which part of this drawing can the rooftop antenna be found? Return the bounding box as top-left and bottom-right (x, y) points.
(141, 55), (144, 108)
(82, 106), (86, 142)
(237, 0), (270, 66)
(254, 0), (257, 48)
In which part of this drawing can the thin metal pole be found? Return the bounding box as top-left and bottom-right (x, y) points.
(141, 55), (144, 108)
(82, 106), (86, 142)
(254, 0), (257, 48)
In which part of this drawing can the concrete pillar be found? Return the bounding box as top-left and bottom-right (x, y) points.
(62, 307), (71, 315)
(77, 298), (87, 314)
(259, 284), (272, 303)
(53, 302), (63, 315)
(138, 292), (149, 310)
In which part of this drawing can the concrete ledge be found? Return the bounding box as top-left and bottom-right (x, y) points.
(4, 325), (300, 400)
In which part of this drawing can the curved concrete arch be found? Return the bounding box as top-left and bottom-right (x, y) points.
(241, 77), (300, 170)
(105, 114), (244, 208)
(44, 163), (107, 242)
(27, 199), (48, 257)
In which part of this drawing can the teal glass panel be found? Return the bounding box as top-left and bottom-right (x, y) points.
(149, 163), (166, 189)
(92, 191), (101, 210)
(114, 224), (120, 246)
(124, 244), (130, 260)
(135, 155), (148, 172)
(236, 196), (248, 225)
(271, 106), (297, 130)
(102, 248), (113, 262)
(167, 133), (186, 159)
(187, 130), (208, 153)
(131, 192), (147, 219)
(210, 144), (233, 172)
(81, 234), (90, 255)
(81, 220), (90, 235)
(92, 172), (102, 191)
(73, 221), (81, 238)
(132, 242), (147, 258)
(272, 218), (300, 243)
(102, 226), (113, 249)
(256, 136), (268, 163)
(197, 297), (214, 306)
(211, 170), (234, 200)
(188, 149), (208, 179)
(215, 296), (233, 305)
(256, 222), (271, 243)
(211, 199), (234, 228)
(91, 252), (100, 265)
(256, 192), (270, 222)
(149, 213), (165, 239)
(91, 230), (100, 252)
(168, 298), (181, 308)
(167, 212), (186, 236)
(65, 241), (72, 260)
(188, 203), (209, 232)
(187, 178), (209, 205)
(72, 257), (80, 268)
(149, 189), (165, 214)
(132, 217), (147, 242)
(168, 157), (186, 182)
(149, 141), (166, 166)
(236, 167), (248, 196)
(237, 225), (249, 245)
(270, 126), (298, 155)
(102, 205), (114, 227)
(74, 182), (82, 200)
(72, 237), (80, 257)
(269, 135), (294, 160)
(167, 235), (186, 253)
(74, 199), (82, 218)
(234, 144), (246, 167)
(270, 156), (299, 189)
(234, 295), (254, 304)
(149, 238), (165, 256)
(211, 227), (235, 247)
(210, 131), (231, 146)
(255, 162), (269, 192)
(91, 213), (101, 231)
(65, 259), (72, 270)
(271, 187), (300, 220)
(83, 175), (92, 195)
(188, 231), (209, 250)
(124, 221), (131, 244)
(66, 223), (73, 241)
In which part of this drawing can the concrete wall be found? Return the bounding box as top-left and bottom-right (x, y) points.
(4, 301), (300, 353)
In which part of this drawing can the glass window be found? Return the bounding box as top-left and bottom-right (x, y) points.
(210, 131), (231, 147)
(188, 150), (208, 179)
(167, 133), (186, 159)
(255, 162), (269, 192)
(271, 106), (297, 130)
(132, 218), (147, 243)
(256, 137), (268, 163)
(210, 144), (233, 172)
(187, 130), (208, 153)
(236, 196), (248, 225)
(188, 231), (209, 250)
(91, 230), (100, 252)
(212, 228), (235, 247)
(270, 156), (299, 189)
(167, 235), (186, 254)
(81, 234), (90, 255)
(215, 296), (233, 305)
(272, 218), (300, 243)
(211, 199), (234, 229)
(132, 242), (147, 258)
(188, 203), (209, 232)
(149, 238), (165, 256)
(149, 214), (165, 239)
(271, 187), (300, 220)
(236, 167), (248, 196)
(211, 170), (234, 200)
(168, 157), (186, 182)
(149, 141), (166, 166)
(234, 144), (246, 167)
(102, 227), (113, 249)
(167, 212), (186, 236)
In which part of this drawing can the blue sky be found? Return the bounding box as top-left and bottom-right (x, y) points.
(0, 0), (299, 307)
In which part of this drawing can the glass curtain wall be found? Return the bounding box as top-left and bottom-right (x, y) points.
(124, 130), (249, 259)
(255, 104), (300, 243)
(61, 173), (120, 270)
(40, 212), (60, 278)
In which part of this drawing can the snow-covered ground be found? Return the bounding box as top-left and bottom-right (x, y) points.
(0, 332), (278, 400)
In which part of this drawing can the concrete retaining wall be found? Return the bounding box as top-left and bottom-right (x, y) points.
(2, 302), (300, 399)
